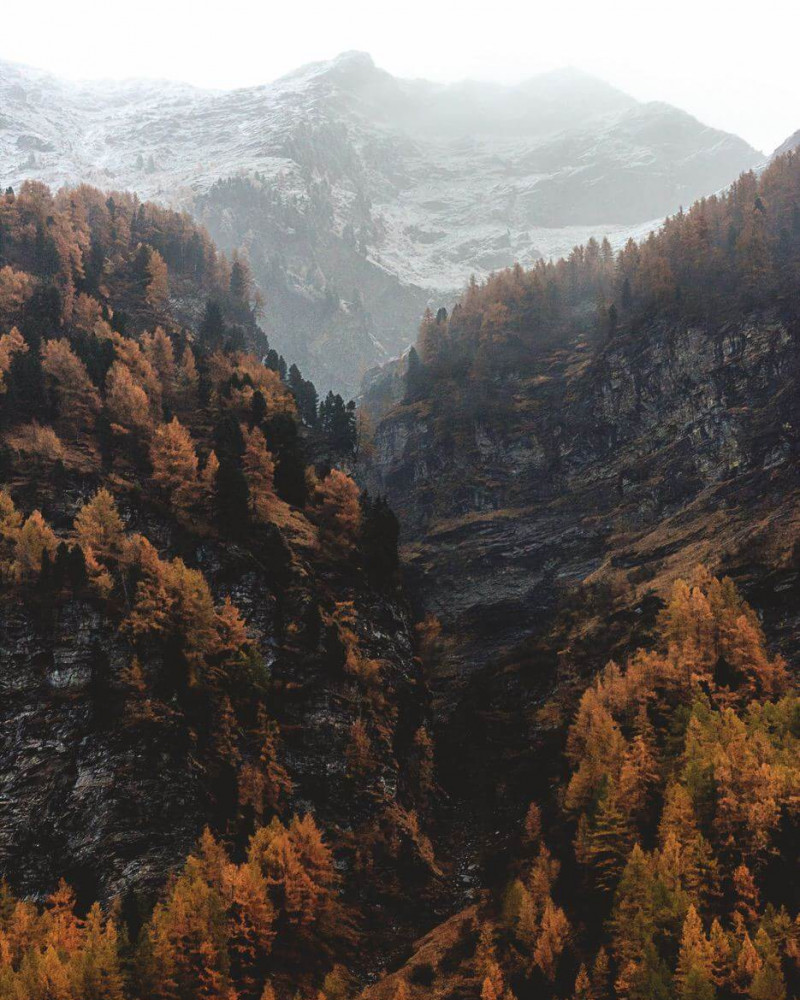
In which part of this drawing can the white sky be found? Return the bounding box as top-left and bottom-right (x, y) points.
(1, 0), (798, 152)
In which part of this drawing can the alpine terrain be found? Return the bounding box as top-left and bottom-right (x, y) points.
(0, 52), (763, 394)
(0, 33), (799, 1000)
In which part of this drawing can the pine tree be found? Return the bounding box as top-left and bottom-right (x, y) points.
(533, 899), (570, 981)
(14, 509), (58, 582)
(575, 781), (632, 891)
(41, 337), (101, 430)
(314, 470), (362, 556)
(241, 425), (275, 522)
(74, 489), (126, 565)
(174, 345), (200, 420)
(572, 964), (593, 1000)
(145, 249), (169, 311)
(675, 906), (714, 1000)
(748, 951), (786, 1000)
(345, 719), (374, 781)
(105, 361), (152, 432)
(150, 417), (201, 513)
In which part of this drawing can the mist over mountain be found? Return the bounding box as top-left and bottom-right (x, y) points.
(0, 52), (762, 394)
(2, 23), (800, 1000)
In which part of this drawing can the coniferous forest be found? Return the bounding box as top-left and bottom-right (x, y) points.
(1, 54), (800, 1000)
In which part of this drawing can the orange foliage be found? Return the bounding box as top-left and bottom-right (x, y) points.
(241, 425), (276, 523)
(41, 338), (101, 429)
(105, 361), (153, 433)
(150, 417), (200, 513)
(313, 470), (362, 556)
(0, 326), (28, 393)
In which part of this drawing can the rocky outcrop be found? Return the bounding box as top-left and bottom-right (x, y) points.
(365, 315), (800, 682)
(0, 495), (427, 919)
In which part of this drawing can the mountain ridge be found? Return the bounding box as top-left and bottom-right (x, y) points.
(0, 53), (763, 395)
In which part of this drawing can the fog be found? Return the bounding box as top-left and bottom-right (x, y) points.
(2, 0), (798, 151)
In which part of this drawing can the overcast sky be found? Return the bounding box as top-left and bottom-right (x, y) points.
(1, 0), (798, 152)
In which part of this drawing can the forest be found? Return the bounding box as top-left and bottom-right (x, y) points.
(409, 152), (800, 391)
(0, 155), (799, 1000)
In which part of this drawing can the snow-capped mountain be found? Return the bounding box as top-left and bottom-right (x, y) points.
(0, 52), (762, 394)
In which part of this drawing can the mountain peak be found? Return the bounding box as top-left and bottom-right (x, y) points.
(329, 49), (376, 70)
(279, 49), (379, 89)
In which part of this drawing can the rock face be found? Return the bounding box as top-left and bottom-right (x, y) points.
(0, 54), (761, 394)
(0, 497), (424, 915)
(364, 315), (800, 683)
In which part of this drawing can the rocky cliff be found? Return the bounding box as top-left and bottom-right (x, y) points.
(369, 316), (799, 674)
(363, 150), (800, 719)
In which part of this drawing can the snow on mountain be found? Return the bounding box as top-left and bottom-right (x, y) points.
(772, 129), (800, 158)
(0, 53), (762, 394)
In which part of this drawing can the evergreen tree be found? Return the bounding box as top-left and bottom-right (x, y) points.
(264, 413), (307, 508)
(404, 346), (427, 402)
(360, 493), (399, 586)
(213, 416), (250, 529)
(200, 301), (226, 350)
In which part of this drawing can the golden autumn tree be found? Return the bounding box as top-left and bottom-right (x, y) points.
(105, 361), (152, 434)
(143, 860), (230, 1000)
(174, 344), (200, 421)
(141, 328), (177, 401)
(14, 510), (58, 581)
(0, 326), (28, 393)
(345, 718), (374, 780)
(0, 266), (34, 320)
(675, 905), (714, 1000)
(74, 489), (127, 566)
(74, 902), (127, 1000)
(41, 338), (101, 430)
(150, 417), (201, 513)
(223, 861), (276, 995)
(533, 899), (570, 982)
(72, 292), (103, 333)
(246, 813), (341, 938)
(241, 425), (276, 522)
(145, 249), (169, 311)
(200, 451), (221, 518)
(44, 880), (83, 957)
(6, 421), (67, 467)
(238, 710), (293, 822)
(0, 489), (23, 578)
(314, 470), (362, 556)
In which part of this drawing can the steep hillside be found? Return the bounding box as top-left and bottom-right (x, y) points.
(352, 149), (800, 1000)
(364, 153), (800, 684)
(0, 54), (762, 394)
(0, 137), (799, 1000)
(360, 568), (800, 1000)
(0, 182), (444, 995)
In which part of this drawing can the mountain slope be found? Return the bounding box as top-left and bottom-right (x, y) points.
(0, 54), (762, 394)
(353, 149), (800, 1000)
(0, 128), (799, 1000)
(0, 182), (444, 989)
(363, 151), (800, 687)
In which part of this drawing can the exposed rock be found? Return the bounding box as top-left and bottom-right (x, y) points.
(364, 314), (800, 683)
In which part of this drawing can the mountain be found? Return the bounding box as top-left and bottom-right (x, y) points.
(0, 183), (447, 990)
(1, 135), (800, 1000)
(353, 152), (800, 996)
(774, 128), (800, 157)
(362, 149), (800, 697)
(0, 54), (762, 395)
